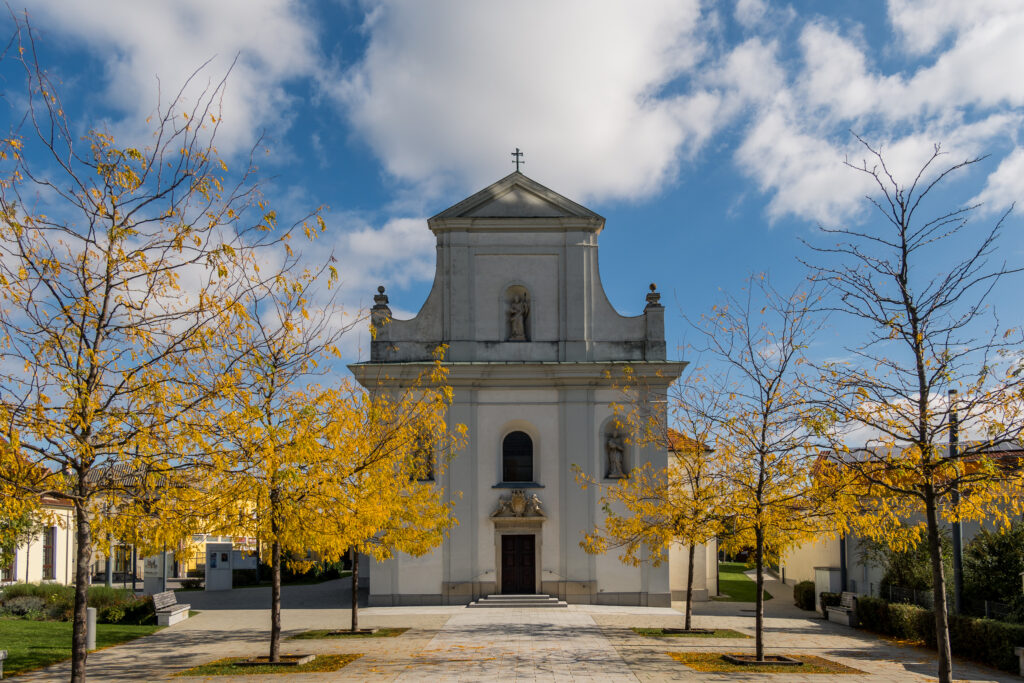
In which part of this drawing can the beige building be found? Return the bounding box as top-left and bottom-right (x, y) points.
(1, 496), (75, 585)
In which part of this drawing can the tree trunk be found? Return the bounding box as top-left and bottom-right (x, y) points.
(71, 500), (92, 682)
(684, 542), (696, 631)
(754, 527), (765, 662)
(269, 538), (281, 663)
(350, 549), (359, 632)
(924, 485), (953, 683)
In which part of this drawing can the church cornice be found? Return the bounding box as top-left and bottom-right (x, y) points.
(349, 359), (687, 388)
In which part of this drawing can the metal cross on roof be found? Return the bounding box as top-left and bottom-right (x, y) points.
(511, 147), (524, 172)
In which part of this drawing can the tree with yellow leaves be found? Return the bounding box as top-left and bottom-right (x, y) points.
(575, 368), (730, 632)
(200, 261), (354, 662)
(313, 352), (464, 633)
(0, 17), (324, 680)
(807, 137), (1024, 683)
(698, 274), (834, 662)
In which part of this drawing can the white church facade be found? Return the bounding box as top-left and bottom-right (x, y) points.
(350, 172), (701, 606)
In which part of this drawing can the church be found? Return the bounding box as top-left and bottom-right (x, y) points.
(350, 171), (705, 607)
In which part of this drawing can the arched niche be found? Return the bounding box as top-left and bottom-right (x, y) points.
(600, 417), (630, 479)
(503, 284), (531, 341)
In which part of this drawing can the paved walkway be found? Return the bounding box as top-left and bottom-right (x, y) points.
(15, 574), (1021, 681)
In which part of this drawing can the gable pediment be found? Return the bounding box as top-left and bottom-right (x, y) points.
(430, 172), (604, 226)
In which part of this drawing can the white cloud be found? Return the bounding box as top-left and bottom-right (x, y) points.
(972, 147), (1024, 213)
(718, 3), (1024, 224)
(734, 0), (768, 30)
(337, 217), (436, 294)
(735, 111), (874, 224)
(320, 215), (437, 362)
(334, 0), (709, 202)
(886, 0), (1019, 56)
(24, 0), (322, 156)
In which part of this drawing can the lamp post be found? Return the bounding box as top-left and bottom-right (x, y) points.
(949, 389), (964, 615)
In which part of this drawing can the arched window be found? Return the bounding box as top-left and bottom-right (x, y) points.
(502, 431), (533, 482)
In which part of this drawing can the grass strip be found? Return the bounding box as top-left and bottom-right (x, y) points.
(713, 562), (773, 602)
(668, 652), (863, 673)
(0, 619), (161, 677)
(174, 653), (361, 676)
(632, 627), (750, 638)
(290, 627), (408, 639)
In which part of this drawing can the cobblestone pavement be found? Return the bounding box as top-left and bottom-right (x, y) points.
(13, 576), (1021, 681)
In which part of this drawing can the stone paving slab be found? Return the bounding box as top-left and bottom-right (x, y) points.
(12, 576), (1022, 681)
(392, 609), (638, 682)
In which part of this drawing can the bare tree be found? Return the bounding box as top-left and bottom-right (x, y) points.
(806, 135), (1024, 683)
(696, 274), (834, 662)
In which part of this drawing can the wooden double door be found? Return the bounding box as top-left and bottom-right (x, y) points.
(500, 534), (536, 594)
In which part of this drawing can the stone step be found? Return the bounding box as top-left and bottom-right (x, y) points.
(467, 594), (568, 608)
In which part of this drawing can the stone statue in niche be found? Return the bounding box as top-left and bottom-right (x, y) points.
(507, 292), (530, 341)
(605, 428), (627, 479)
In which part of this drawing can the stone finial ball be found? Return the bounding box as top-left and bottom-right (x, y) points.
(378, 285), (386, 294)
(649, 283), (657, 292)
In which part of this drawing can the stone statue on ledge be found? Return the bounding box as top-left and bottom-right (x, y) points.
(508, 293), (530, 341)
(606, 429), (627, 479)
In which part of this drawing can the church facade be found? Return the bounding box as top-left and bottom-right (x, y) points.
(350, 172), (687, 606)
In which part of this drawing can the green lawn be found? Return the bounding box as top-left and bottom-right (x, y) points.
(0, 619), (161, 677)
(714, 562), (773, 602)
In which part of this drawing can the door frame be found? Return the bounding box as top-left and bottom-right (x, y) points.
(494, 528), (541, 594)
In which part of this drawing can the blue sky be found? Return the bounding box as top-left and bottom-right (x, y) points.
(4, 0), (1023, 368)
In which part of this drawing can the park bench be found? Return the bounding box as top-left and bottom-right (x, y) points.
(826, 591), (858, 627)
(153, 590), (190, 627)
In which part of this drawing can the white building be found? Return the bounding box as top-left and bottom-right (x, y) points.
(1, 496), (75, 585)
(350, 172), (688, 606)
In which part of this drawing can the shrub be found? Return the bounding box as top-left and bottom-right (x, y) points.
(793, 581), (815, 610)
(855, 596), (890, 633)
(819, 592), (841, 617)
(45, 591), (74, 621)
(99, 605), (126, 623)
(2, 595), (46, 617)
(855, 595), (1024, 674)
(962, 520), (1024, 605)
(887, 603), (929, 640)
(232, 568), (260, 586)
(181, 578), (203, 590)
(119, 595), (155, 625)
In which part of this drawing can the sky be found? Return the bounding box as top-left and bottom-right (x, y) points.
(3, 0), (1023, 372)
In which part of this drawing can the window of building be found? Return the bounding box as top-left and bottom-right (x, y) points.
(114, 546), (131, 574)
(0, 551), (14, 582)
(502, 431), (533, 482)
(42, 526), (57, 580)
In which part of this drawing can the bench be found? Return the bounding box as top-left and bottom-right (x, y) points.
(1014, 646), (1024, 677)
(153, 590), (190, 627)
(826, 591), (858, 627)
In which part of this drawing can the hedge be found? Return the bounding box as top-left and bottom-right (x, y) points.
(855, 595), (1024, 673)
(793, 581), (815, 610)
(819, 591), (841, 618)
(0, 583), (155, 624)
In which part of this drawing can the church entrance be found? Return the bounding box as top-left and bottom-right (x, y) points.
(500, 534), (535, 594)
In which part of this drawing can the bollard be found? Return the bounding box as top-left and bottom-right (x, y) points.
(86, 607), (97, 651)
